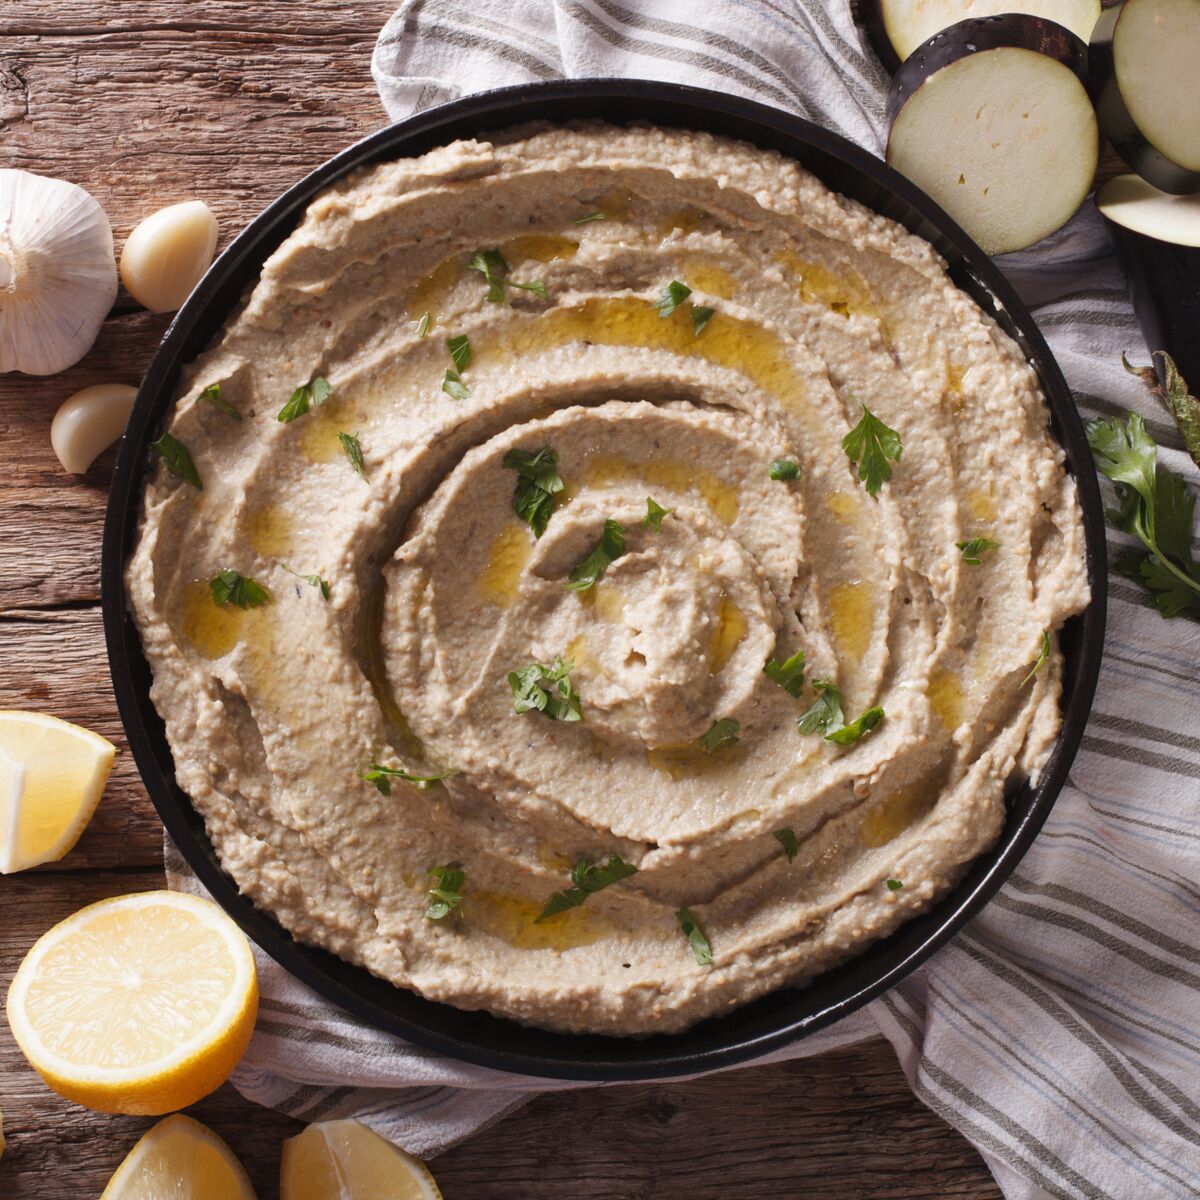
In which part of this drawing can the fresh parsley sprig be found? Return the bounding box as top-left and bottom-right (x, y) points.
(467, 248), (548, 303)
(426, 863), (465, 920)
(566, 519), (625, 592)
(151, 432), (202, 490)
(842, 405), (903, 497)
(503, 445), (564, 538)
(764, 649), (806, 697)
(676, 907), (713, 966)
(278, 375), (332, 423)
(209, 569), (269, 609)
(699, 718), (739, 753)
(196, 382), (240, 420)
(536, 854), (638, 922)
(508, 656), (582, 722)
(358, 762), (458, 795)
(1088, 409), (1200, 621)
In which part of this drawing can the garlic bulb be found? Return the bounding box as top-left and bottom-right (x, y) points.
(0, 170), (117, 375)
(120, 201), (218, 313)
(51, 383), (137, 474)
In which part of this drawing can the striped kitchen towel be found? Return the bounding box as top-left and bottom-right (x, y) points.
(169, 3), (1200, 1197)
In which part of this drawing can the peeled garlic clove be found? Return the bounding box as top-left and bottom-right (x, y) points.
(0, 170), (117, 376)
(51, 383), (137, 474)
(120, 201), (218, 314)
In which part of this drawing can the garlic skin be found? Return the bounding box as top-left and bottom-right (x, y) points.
(0, 170), (117, 376)
(120, 201), (218, 314)
(51, 383), (137, 474)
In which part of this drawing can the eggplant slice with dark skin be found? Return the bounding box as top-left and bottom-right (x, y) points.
(856, 0), (1101, 74)
(1090, 0), (1200, 195)
(1097, 174), (1200, 390)
(885, 15), (1098, 256)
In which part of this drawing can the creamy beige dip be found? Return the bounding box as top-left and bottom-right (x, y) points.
(128, 124), (1090, 1035)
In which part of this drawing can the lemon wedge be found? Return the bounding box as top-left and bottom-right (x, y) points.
(6, 890), (258, 1114)
(0, 709), (115, 873)
(281, 1120), (443, 1200)
(101, 1114), (256, 1200)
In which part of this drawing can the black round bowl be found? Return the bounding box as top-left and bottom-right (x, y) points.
(102, 78), (1107, 1082)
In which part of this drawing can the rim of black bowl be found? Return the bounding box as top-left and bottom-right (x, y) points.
(102, 78), (1107, 1082)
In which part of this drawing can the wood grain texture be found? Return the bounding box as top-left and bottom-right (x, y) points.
(0, 3), (1001, 1197)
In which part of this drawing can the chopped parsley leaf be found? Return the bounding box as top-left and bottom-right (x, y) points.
(282, 564), (331, 601)
(467, 248), (547, 303)
(1021, 629), (1051, 686)
(692, 305), (714, 335)
(197, 382), (240, 420)
(764, 649), (806, 697)
(573, 211), (606, 224)
(416, 311), (431, 338)
(358, 762), (458, 795)
(446, 333), (472, 373)
(508, 656), (582, 722)
(956, 537), (1000, 565)
(151, 432), (202, 490)
(277, 375), (332, 423)
(769, 459), (801, 481)
(656, 279), (692, 317)
(503, 444), (564, 538)
(338, 431), (366, 478)
(699, 718), (739, 753)
(643, 496), (673, 532)
(209, 569), (269, 610)
(676, 907), (713, 966)
(842, 405), (903, 497)
(826, 705), (885, 746)
(566, 518), (625, 592)
(886, 878), (904, 892)
(426, 863), (465, 920)
(536, 854), (638, 922)
(796, 677), (844, 736)
(773, 828), (800, 862)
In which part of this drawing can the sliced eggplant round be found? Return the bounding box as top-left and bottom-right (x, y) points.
(1097, 174), (1200, 387)
(886, 16), (1098, 255)
(858, 0), (1101, 73)
(1090, 0), (1200, 195)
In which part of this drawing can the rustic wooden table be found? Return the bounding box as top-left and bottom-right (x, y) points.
(0, 4), (1003, 1196)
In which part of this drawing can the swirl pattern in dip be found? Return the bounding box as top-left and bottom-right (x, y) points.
(128, 124), (1090, 1034)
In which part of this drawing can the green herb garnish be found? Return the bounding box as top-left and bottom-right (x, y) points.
(503, 445), (564, 538)
(826, 705), (885, 746)
(196, 383), (240, 420)
(676, 907), (713, 966)
(769, 459), (801, 481)
(773, 828), (799, 862)
(358, 762), (458, 795)
(416, 311), (431, 338)
(467, 248), (547, 303)
(573, 211), (606, 224)
(277, 375), (331, 423)
(692, 305), (714, 336)
(282, 564), (331, 601)
(1088, 409), (1200, 620)
(956, 537), (1000, 565)
(446, 333), (472, 373)
(796, 677), (843, 736)
(536, 855), (638, 922)
(426, 863), (465, 920)
(566, 519), (625, 592)
(656, 280), (692, 317)
(508, 656), (582, 722)
(886, 878), (904, 892)
(842, 405), (903, 498)
(643, 497), (673, 532)
(442, 370), (468, 400)
(699, 718), (739, 753)
(764, 649), (806, 697)
(151, 432), (202, 490)
(338, 431), (366, 478)
(209, 569), (269, 609)
(1021, 630), (1051, 686)
(1124, 351), (1200, 469)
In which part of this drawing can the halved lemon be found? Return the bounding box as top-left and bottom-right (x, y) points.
(101, 1114), (256, 1200)
(6, 890), (258, 1114)
(281, 1119), (443, 1200)
(0, 709), (116, 873)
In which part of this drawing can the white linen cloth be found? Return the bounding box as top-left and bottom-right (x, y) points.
(170, 3), (1200, 1195)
